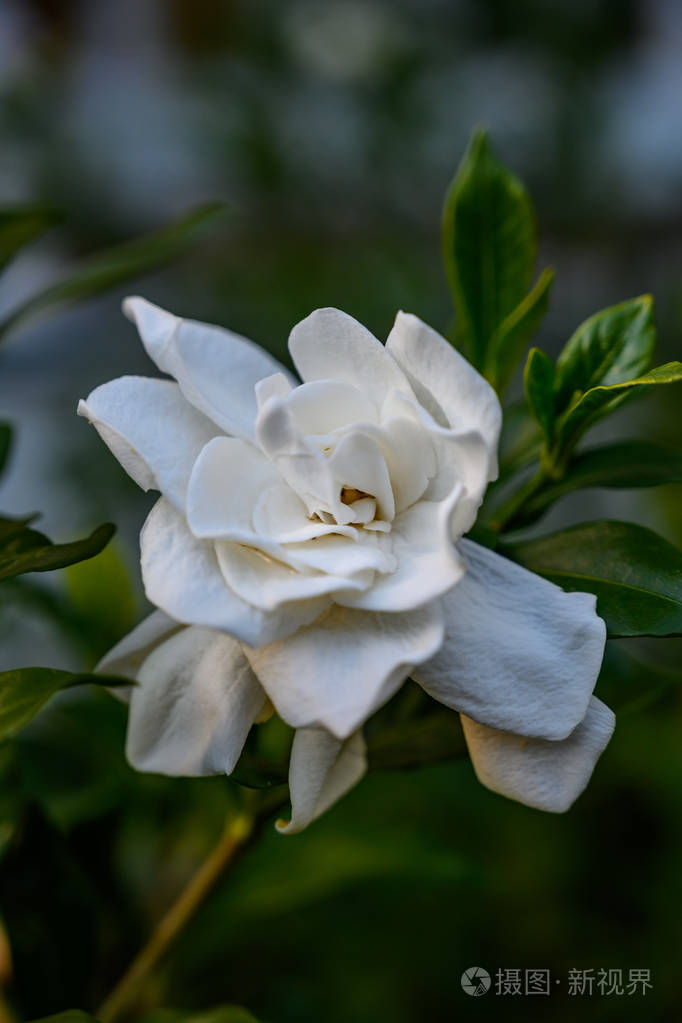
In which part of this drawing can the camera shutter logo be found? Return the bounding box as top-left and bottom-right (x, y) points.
(461, 967), (491, 996)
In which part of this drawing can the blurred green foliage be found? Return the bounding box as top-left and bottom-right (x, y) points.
(3, 676), (682, 1023)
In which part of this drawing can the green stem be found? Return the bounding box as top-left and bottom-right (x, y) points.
(488, 467), (548, 534)
(96, 810), (256, 1023)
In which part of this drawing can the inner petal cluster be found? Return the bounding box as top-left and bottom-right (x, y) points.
(182, 367), (457, 616)
(254, 373), (436, 534)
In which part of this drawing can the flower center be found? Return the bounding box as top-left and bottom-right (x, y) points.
(340, 487), (371, 506)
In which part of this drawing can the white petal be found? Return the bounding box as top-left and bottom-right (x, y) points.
(336, 495), (466, 612)
(413, 539), (607, 741)
(252, 484), (358, 543)
(281, 533), (396, 576)
(186, 436), (282, 543)
(245, 602), (444, 739)
(376, 415), (437, 513)
(96, 609), (180, 705)
(141, 498), (329, 647)
(288, 308), (414, 408)
(255, 372), (293, 407)
(124, 297), (295, 439)
(285, 379), (377, 435)
(97, 609), (180, 678)
(256, 396), (346, 520)
(329, 431), (395, 522)
(187, 439), (369, 564)
(78, 377), (220, 510)
(216, 541), (373, 611)
(462, 696), (615, 812)
(427, 428), (491, 538)
(386, 311), (502, 479)
(329, 414), (438, 514)
(127, 626), (267, 776)
(277, 728), (367, 835)
(256, 396), (371, 527)
(363, 518), (391, 533)
(384, 390), (491, 537)
(345, 496), (376, 524)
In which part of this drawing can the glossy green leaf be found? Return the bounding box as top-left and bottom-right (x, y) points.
(442, 130), (535, 369)
(524, 346), (556, 444)
(512, 440), (682, 528)
(0, 204), (59, 271)
(367, 711), (467, 772)
(0, 202), (228, 342)
(0, 667), (129, 741)
(488, 266), (554, 394)
(502, 521), (682, 637)
(554, 295), (655, 412)
(0, 422), (12, 477)
(555, 360), (682, 456)
(0, 520), (114, 581)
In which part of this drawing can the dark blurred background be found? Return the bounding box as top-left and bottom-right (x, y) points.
(1, 1), (682, 1021)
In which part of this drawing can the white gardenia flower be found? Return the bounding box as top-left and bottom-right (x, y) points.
(79, 298), (613, 833)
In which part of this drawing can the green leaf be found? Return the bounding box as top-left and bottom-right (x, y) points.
(524, 346), (556, 444)
(502, 521), (682, 637)
(0, 513), (38, 542)
(0, 204), (59, 271)
(367, 711), (467, 772)
(442, 129), (536, 369)
(512, 440), (682, 528)
(554, 295), (655, 413)
(0, 520), (114, 581)
(0, 666), (129, 741)
(0, 422), (12, 477)
(555, 360), (682, 457)
(488, 266), (555, 394)
(0, 202), (228, 342)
